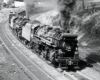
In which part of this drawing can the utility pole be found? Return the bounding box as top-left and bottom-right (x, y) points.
(82, 0), (85, 10)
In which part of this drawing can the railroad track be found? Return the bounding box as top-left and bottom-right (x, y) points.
(1, 21), (76, 80)
(1, 9), (100, 79)
(85, 56), (100, 74)
(29, 10), (100, 80)
(87, 55), (100, 65)
(2, 23), (57, 80)
(3, 20), (98, 80)
(79, 47), (100, 73)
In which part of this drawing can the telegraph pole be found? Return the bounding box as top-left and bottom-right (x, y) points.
(82, 0), (85, 10)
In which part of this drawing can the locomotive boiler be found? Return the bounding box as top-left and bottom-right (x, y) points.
(9, 13), (79, 69)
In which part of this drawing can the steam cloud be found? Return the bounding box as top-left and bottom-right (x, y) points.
(57, 0), (76, 31)
(24, 0), (36, 18)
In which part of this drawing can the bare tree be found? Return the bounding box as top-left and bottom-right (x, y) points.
(90, 2), (96, 13)
(56, 0), (76, 31)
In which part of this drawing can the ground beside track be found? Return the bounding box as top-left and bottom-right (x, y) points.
(0, 7), (73, 80)
(3, 19), (71, 80)
(0, 8), (36, 80)
(1, 6), (100, 80)
(0, 8), (57, 80)
(34, 9), (100, 80)
(0, 30), (32, 80)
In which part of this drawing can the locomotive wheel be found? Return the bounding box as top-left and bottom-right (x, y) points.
(23, 40), (27, 45)
(49, 50), (56, 64)
(21, 39), (24, 43)
(27, 43), (31, 49)
(14, 29), (17, 35)
(15, 32), (17, 36)
(58, 63), (61, 68)
(50, 56), (55, 64)
(74, 66), (80, 70)
(17, 32), (20, 38)
(43, 51), (46, 58)
(23, 40), (26, 44)
(41, 50), (47, 59)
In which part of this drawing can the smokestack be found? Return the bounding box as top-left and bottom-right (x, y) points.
(57, 0), (76, 31)
(24, 0), (29, 19)
(24, 0), (36, 19)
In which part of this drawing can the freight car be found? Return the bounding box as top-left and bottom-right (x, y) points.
(9, 13), (79, 69)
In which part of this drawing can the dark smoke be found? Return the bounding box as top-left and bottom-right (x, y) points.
(56, 0), (76, 31)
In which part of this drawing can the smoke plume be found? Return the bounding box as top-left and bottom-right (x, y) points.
(57, 0), (76, 31)
(24, 0), (36, 19)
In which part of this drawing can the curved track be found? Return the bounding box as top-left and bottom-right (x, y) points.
(0, 21), (73, 80)
(1, 20), (100, 80)
(0, 22), (56, 80)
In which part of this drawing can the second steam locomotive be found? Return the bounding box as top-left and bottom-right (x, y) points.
(9, 12), (79, 69)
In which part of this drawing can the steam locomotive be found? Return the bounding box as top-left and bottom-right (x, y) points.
(9, 12), (79, 69)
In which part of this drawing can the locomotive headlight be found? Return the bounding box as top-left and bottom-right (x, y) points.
(74, 51), (79, 58)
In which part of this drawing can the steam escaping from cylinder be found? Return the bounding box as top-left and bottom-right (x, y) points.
(56, 0), (76, 31)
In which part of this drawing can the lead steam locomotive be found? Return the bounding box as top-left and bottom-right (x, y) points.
(9, 12), (79, 69)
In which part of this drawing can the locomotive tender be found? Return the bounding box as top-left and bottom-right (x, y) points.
(9, 12), (79, 69)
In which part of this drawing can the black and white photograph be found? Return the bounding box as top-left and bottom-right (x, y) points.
(0, 0), (100, 80)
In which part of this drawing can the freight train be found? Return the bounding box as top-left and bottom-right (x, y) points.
(9, 12), (79, 69)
